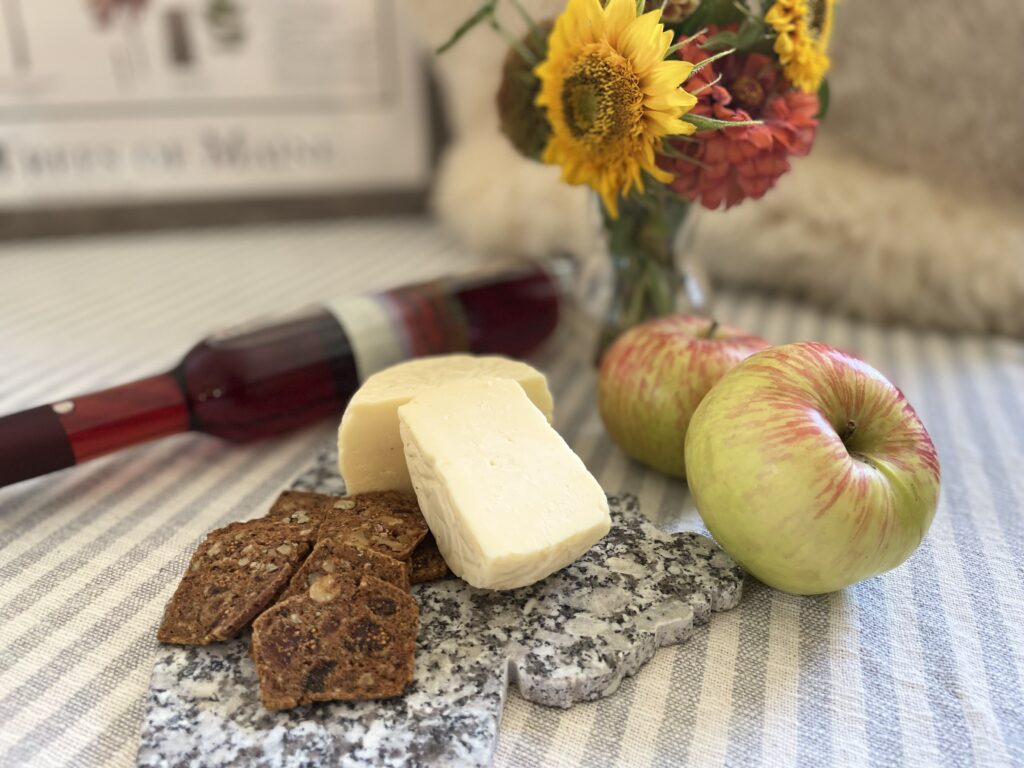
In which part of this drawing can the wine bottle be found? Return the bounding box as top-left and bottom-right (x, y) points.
(0, 261), (564, 488)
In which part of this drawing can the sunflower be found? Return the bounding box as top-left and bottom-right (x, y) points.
(766, 0), (835, 93)
(534, 0), (697, 217)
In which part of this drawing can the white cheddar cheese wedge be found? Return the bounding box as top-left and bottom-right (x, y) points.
(338, 355), (554, 494)
(398, 377), (610, 590)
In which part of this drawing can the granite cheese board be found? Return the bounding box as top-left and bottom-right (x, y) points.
(137, 448), (744, 768)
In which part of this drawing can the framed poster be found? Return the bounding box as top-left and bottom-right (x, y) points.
(0, 0), (437, 235)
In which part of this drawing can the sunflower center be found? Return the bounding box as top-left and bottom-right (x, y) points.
(732, 76), (766, 113)
(806, 0), (826, 38)
(561, 51), (643, 150)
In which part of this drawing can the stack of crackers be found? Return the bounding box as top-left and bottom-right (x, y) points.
(157, 490), (449, 710)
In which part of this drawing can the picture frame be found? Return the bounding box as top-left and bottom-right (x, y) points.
(0, 0), (443, 239)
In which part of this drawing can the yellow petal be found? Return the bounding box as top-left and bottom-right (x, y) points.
(648, 163), (673, 184)
(644, 109), (688, 135)
(645, 59), (694, 89)
(644, 87), (697, 112)
(618, 13), (666, 72)
(600, 183), (620, 218)
(602, 0), (637, 47)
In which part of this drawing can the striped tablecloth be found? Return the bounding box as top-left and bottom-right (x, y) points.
(1, 220), (1021, 768)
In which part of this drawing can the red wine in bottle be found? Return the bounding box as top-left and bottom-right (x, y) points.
(0, 261), (563, 488)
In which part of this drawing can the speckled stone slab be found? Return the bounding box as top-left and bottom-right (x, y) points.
(137, 449), (743, 768)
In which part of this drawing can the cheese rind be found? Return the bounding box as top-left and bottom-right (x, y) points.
(398, 377), (610, 590)
(338, 355), (553, 494)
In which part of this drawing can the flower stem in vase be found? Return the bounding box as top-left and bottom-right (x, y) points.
(594, 195), (705, 362)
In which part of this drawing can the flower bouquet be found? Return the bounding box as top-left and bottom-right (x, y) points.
(439, 0), (836, 354)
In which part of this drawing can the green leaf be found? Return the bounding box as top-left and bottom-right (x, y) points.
(683, 113), (762, 132)
(749, 35), (777, 55)
(436, 1), (497, 54)
(669, 151), (711, 169)
(678, 2), (714, 35)
(489, 16), (539, 66)
(658, 141), (688, 159)
(703, 0), (747, 26)
(667, 27), (711, 57)
(816, 79), (830, 119)
(735, 17), (765, 50)
(702, 31), (738, 51)
(691, 47), (736, 74)
(509, 0), (546, 50)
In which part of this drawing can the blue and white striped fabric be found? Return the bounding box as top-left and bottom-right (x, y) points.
(0, 220), (1021, 767)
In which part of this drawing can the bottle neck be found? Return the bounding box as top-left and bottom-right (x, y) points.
(0, 371), (190, 487)
(55, 372), (190, 463)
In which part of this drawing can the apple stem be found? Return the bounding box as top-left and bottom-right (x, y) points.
(705, 320), (720, 340)
(840, 419), (857, 444)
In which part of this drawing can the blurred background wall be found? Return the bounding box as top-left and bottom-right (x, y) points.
(416, 0), (1024, 336)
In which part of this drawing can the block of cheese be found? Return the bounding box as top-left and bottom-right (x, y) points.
(398, 377), (610, 590)
(338, 355), (554, 495)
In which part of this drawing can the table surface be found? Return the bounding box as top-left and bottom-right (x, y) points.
(0, 219), (1021, 768)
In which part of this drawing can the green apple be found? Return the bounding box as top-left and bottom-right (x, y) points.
(597, 315), (769, 478)
(684, 342), (940, 594)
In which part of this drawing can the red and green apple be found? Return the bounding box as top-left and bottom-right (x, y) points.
(597, 314), (769, 478)
(684, 342), (940, 594)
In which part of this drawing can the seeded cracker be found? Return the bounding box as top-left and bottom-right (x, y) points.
(278, 537), (410, 602)
(319, 491), (429, 561)
(409, 534), (449, 584)
(264, 490), (336, 529)
(252, 574), (419, 710)
(157, 519), (314, 645)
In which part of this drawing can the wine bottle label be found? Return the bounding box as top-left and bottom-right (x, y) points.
(323, 295), (407, 382)
(323, 284), (469, 382)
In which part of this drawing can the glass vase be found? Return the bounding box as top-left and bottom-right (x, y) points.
(594, 195), (711, 360)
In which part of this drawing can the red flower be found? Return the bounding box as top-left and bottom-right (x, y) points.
(661, 37), (820, 210)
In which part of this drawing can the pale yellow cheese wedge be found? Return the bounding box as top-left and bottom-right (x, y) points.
(338, 355), (553, 494)
(398, 377), (610, 590)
